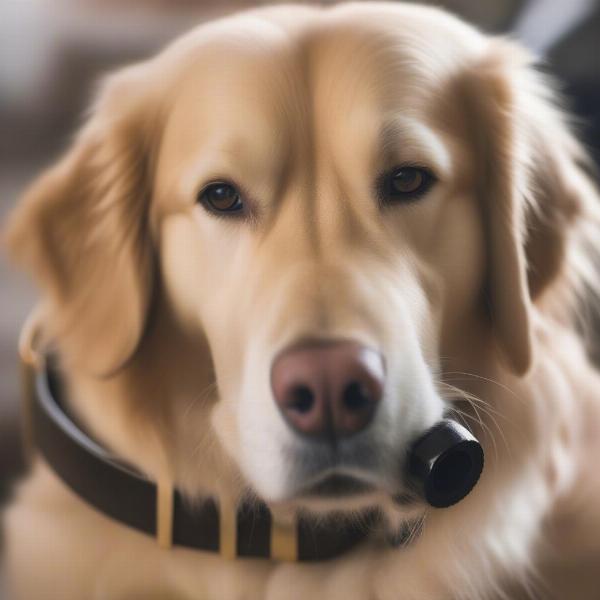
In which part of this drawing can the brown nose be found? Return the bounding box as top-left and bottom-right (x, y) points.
(271, 341), (385, 439)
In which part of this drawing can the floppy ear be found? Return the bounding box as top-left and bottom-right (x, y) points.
(5, 65), (158, 375)
(460, 41), (600, 375)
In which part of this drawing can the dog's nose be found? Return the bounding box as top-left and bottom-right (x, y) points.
(271, 341), (385, 439)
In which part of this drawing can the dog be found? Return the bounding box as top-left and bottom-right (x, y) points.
(4, 2), (600, 598)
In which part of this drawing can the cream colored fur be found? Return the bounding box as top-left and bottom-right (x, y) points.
(3, 3), (600, 599)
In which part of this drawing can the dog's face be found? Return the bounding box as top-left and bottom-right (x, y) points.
(9, 4), (590, 510)
(155, 7), (489, 504)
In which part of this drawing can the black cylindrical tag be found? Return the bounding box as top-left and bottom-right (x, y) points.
(408, 419), (484, 508)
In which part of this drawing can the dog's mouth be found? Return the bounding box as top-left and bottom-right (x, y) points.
(277, 419), (484, 508)
(301, 473), (376, 498)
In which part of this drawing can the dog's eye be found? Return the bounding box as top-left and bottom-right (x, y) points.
(379, 167), (435, 203)
(198, 182), (244, 214)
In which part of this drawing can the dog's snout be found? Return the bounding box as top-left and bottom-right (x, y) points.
(271, 341), (385, 439)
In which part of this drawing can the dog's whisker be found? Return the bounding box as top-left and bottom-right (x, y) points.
(444, 378), (531, 454)
(440, 381), (503, 463)
(442, 371), (524, 403)
(438, 379), (514, 456)
(183, 380), (219, 420)
(446, 388), (508, 421)
(448, 405), (500, 464)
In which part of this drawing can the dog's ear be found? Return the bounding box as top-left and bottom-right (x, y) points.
(459, 41), (600, 375)
(5, 65), (158, 375)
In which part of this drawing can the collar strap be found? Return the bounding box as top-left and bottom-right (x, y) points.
(22, 359), (379, 562)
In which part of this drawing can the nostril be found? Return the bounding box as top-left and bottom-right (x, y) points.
(289, 385), (315, 414)
(342, 381), (372, 411)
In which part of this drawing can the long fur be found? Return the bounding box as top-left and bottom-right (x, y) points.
(3, 3), (600, 599)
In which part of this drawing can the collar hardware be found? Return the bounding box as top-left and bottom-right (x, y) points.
(219, 495), (238, 560)
(270, 510), (298, 562)
(18, 307), (45, 466)
(156, 478), (174, 549)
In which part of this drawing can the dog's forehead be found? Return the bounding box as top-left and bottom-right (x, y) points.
(166, 6), (483, 113)
(156, 6), (484, 202)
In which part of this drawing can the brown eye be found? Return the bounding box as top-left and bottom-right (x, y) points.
(392, 168), (425, 193)
(198, 181), (244, 214)
(379, 166), (435, 204)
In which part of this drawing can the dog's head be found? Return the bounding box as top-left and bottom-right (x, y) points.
(7, 3), (599, 510)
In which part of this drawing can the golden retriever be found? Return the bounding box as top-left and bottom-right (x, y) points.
(4, 2), (600, 599)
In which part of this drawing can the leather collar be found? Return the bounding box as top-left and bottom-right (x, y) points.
(22, 359), (381, 562)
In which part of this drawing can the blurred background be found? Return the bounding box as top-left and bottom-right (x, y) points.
(0, 0), (599, 551)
